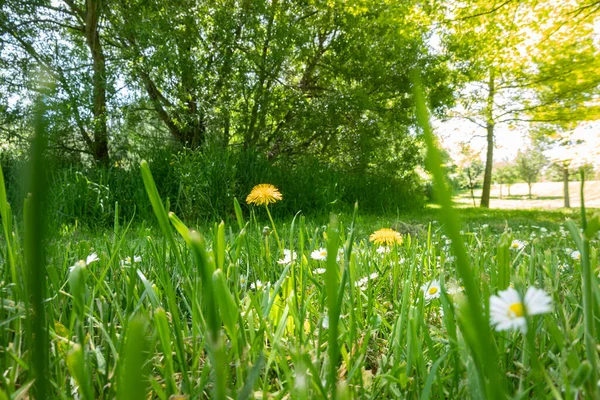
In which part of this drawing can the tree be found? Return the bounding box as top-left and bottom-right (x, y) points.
(0, 0), (113, 165)
(516, 146), (547, 198)
(455, 144), (484, 206)
(495, 163), (518, 198)
(544, 130), (599, 208)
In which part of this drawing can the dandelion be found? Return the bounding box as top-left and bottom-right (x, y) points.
(571, 250), (581, 261)
(313, 268), (326, 275)
(277, 249), (297, 265)
(422, 280), (441, 301)
(510, 240), (526, 250)
(370, 228), (403, 246)
(311, 248), (327, 261)
(489, 287), (552, 333)
(246, 184), (282, 206)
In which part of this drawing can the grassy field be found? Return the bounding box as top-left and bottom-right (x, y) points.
(456, 180), (600, 209)
(2, 161), (600, 399)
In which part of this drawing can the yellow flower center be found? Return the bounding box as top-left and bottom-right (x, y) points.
(508, 302), (524, 317)
(428, 287), (438, 295)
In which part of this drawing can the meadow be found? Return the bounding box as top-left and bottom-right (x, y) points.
(1, 158), (600, 399)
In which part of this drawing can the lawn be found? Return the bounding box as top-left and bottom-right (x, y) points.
(2, 166), (599, 399)
(456, 180), (600, 209)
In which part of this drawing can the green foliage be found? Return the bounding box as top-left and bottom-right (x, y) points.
(516, 146), (548, 197)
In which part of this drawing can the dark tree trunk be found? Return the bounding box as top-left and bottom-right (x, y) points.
(480, 71), (495, 208)
(84, 0), (109, 165)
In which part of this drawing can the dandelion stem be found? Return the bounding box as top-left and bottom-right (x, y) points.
(265, 204), (282, 250)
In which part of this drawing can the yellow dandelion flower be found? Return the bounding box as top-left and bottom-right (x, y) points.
(246, 184), (282, 206)
(369, 228), (402, 246)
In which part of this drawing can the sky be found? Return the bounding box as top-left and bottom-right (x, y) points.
(435, 118), (600, 167)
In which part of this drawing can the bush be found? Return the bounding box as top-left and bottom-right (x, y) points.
(2, 145), (425, 228)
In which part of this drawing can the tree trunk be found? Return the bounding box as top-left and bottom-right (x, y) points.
(480, 70), (495, 208)
(508, 184), (511, 196)
(499, 183), (502, 199)
(528, 183), (532, 199)
(84, 0), (110, 166)
(563, 167), (570, 208)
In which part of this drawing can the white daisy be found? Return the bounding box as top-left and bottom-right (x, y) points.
(250, 280), (264, 290)
(120, 255), (142, 267)
(311, 248), (327, 261)
(277, 249), (297, 265)
(510, 240), (526, 250)
(376, 246), (390, 255)
(489, 287), (552, 333)
(313, 268), (326, 275)
(86, 253), (99, 265)
(239, 275), (248, 288)
(422, 280), (441, 301)
(70, 253), (99, 272)
(571, 250), (581, 261)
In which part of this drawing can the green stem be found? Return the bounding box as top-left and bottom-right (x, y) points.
(265, 205), (282, 250)
(579, 168), (598, 397)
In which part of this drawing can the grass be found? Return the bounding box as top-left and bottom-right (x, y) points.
(1, 160), (600, 398)
(1, 91), (599, 398)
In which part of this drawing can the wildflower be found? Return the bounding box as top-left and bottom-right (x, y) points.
(120, 255), (142, 267)
(446, 283), (463, 295)
(369, 228), (403, 246)
(540, 227), (547, 233)
(313, 268), (326, 275)
(482, 224), (489, 229)
(311, 248), (327, 261)
(262, 226), (272, 236)
(86, 253), (99, 265)
(489, 287), (552, 333)
(376, 246), (390, 255)
(571, 250), (581, 261)
(459, 230), (465, 235)
(369, 272), (379, 280)
(239, 275), (248, 288)
(277, 249), (297, 265)
(445, 256), (455, 264)
(246, 184), (282, 206)
(510, 240), (526, 250)
(250, 280), (264, 290)
(70, 253), (99, 272)
(422, 280), (441, 301)
(322, 315), (330, 329)
(445, 239), (452, 245)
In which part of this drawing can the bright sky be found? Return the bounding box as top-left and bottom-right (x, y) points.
(435, 119), (600, 167)
(434, 118), (526, 163)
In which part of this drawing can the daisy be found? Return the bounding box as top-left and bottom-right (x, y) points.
(239, 275), (248, 288)
(311, 248), (327, 261)
(246, 184), (282, 206)
(510, 240), (526, 250)
(70, 253), (99, 272)
(570, 250), (581, 261)
(277, 249), (297, 265)
(313, 268), (326, 275)
(86, 253), (99, 265)
(376, 246), (390, 255)
(422, 280), (441, 301)
(489, 287), (552, 333)
(120, 255), (142, 267)
(250, 280), (264, 290)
